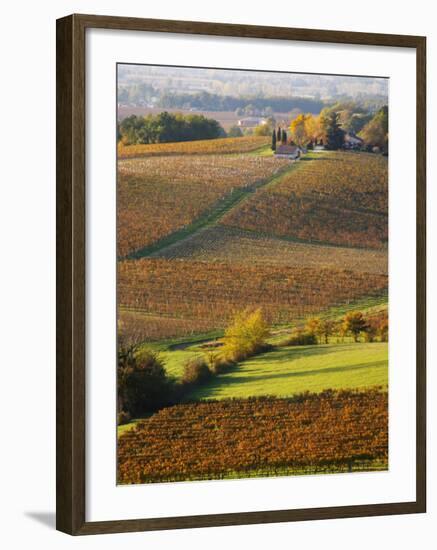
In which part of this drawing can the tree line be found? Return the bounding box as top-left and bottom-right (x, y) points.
(118, 112), (225, 145)
(285, 104), (388, 152)
(282, 310), (388, 346)
(158, 91), (325, 114)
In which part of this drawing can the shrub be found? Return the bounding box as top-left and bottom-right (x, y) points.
(210, 356), (235, 375)
(282, 328), (317, 346)
(182, 357), (212, 385)
(203, 350), (235, 374)
(118, 348), (171, 417)
(117, 410), (131, 425)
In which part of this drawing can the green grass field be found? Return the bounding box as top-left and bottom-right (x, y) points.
(152, 296), (388, 378)
(118, 341), (388, 436)
(187, 342), (388, 400)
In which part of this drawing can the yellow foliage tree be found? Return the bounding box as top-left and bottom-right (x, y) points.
(221, 308), (270, 362)
(289, 114), (308, 146)
(305, 317), (322, 343)
(289, 113), (323, 146)
(304, 114), (323, 142)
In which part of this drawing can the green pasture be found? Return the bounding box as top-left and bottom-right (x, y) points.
(187, 342), (388, 401)
(147, 295), (388, 379)
(118, 341), (388, 436)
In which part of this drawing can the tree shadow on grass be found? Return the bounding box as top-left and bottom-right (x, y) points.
(191, 344), (387, 398)
(213, 360), (387, 387)
(300, 156), (343, 162)
(248, 344), (359, 364)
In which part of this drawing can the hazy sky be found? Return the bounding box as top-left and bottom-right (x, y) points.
(118, 64), (388, 101)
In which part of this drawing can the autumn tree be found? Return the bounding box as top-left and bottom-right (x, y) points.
(320, 319), (337, 344)
(363, 323), (378, 343)
(365, 311), (389, 342)
(359, 106), (388, 152)
(290, 113), (324, 147)
(290, 114), (309, 147)
(303, 114), (322, 144)
(304, 318), (336, 344)
(305, 317), (322, 343)
(378, 316), (389, 342)
(222, 308), (270, 362)
(342, 311), (369, 342)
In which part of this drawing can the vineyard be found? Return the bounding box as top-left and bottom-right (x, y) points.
(152, 225), (388, 275)
(116, 143), (389, 485)
(117, 154), (289, 257)
(222, 151), (388, 249)
(117, 389), (388, 484)
(119, 308), (219, 342)
(118, 135), (270, 158)
(118, 258), (388, 340)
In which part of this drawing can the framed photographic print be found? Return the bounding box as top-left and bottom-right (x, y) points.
(56, 14), (426, 535)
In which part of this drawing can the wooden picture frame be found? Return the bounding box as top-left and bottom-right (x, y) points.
(56, 13), (426, 535)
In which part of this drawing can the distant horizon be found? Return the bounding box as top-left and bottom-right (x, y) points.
(117, 63), (388, 103)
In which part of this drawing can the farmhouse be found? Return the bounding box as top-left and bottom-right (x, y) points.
(344, 133), (364, 150)
(237, 117), (267, 128)
(274, 144), (301, 160)
(313, 139), (325, 152)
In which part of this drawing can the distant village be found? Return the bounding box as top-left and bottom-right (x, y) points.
(237, 112), (386, 159)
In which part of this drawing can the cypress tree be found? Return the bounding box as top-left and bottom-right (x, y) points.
(277, 127), (281, 141)
(271, 128), (277, 151)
